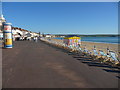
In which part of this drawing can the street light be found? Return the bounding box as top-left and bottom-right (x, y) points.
(0, 0), (2, 18)
(0, 0), (6, 24)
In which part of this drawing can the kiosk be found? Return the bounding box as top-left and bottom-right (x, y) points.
(3, 23), (12, 48)
(63, 35), (81, 47)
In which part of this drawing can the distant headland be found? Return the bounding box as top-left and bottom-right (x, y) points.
(52, 34), (120, 37)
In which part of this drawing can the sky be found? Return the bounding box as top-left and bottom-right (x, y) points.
(2, 2), (118, 34)
(2, 0), (120, 2)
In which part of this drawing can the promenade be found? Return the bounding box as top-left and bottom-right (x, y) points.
(2, 40), (119, 88)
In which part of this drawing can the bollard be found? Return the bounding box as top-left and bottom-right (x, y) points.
(3, 23), (13, 48)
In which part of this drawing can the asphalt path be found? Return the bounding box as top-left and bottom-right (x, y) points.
(2, 40), (119, 88)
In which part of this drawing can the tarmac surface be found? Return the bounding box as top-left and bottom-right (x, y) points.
(2, 40), (119, 88)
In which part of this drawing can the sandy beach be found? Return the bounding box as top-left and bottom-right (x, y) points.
(51, 38), (119, 56)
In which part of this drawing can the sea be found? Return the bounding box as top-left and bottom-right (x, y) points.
(54, 37), (119, 44)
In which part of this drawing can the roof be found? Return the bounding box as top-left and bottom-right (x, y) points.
(64, 36), (81, 39)
(65, 35), (80, 37)
(64, 35), (81, 39)
(12, 27), (29, 32)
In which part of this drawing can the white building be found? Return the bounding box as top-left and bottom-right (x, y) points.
(45, 34), (52, 38)
(12, 28), (22, 39)
(12, 27), (30, 40)
(0, 14), (6, 39)
(31, 32), (39, 37)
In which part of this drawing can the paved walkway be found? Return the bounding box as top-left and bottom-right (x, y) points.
(2, 41), (119, 88)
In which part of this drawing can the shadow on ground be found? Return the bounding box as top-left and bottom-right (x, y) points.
(41, 40), (120, 79)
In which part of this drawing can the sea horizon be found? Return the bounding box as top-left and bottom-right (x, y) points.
(53, 36), (119, 44)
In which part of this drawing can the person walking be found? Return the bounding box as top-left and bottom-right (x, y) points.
(35, 36), (38, 42)
(33, 37), (36, 42)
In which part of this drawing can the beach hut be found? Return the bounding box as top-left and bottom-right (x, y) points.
(63, 35), (81, 47)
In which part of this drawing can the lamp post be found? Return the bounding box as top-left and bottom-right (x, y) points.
(0, 0), (2, 18)
(0, 0), (3, 32)
(0, 0), (13, 48)
(39, 31), (40, 37)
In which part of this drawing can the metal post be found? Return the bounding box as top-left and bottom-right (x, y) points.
(3, 23), (13, 48)
(0, 0), (2, 17)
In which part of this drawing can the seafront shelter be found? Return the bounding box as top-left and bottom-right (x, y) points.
(63, 35), (81, 47)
